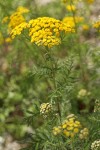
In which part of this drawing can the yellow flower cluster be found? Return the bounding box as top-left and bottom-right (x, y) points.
(10, 22), (28, 39)
(77, 89), (91, 99)
(9, 7), (29, 30)
(66, 5), (76, 12)
(82, 24), (89, 31)
(53, 126), (62, 135)
(53, 114), (82, 138)
(3, 6), (29, 38)
(93, 21), (100, 32)
(5, 37), (12, 43)
(63, 16), (84, 28)
(86, 0), (94, 4)
(8, 12), (25, 30)
(61, 0), (67, 3)
(79, 128), (89, 139)
(28, 17), (75, 48)
(40, 103), (53, 118)
(16, 6), (29, 14)
(2, 16), (9, 24)
(2, 6), (29, 34)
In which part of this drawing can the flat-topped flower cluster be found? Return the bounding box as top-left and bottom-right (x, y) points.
(28, 17), (75, 47)
(2, 6), (76, 48)
(10, 16), (75, 47)
(53, 114), (89, 139)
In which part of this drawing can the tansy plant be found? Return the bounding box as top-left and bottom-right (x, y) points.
(0, 0), (100, 150)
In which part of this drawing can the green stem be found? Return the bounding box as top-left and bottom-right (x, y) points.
(71, 139), (74, 150)
(45, 48), (62, 122)
(78, 47), (88, 86)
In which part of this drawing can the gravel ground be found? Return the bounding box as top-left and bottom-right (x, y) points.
(0, 135), (21, 150)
